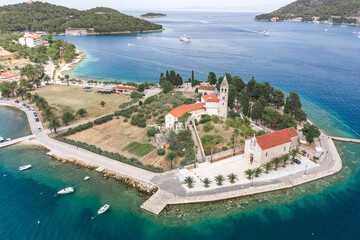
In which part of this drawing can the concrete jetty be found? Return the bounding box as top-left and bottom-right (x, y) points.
(331, 136), (360, 144)
(0, 135), (34, 149)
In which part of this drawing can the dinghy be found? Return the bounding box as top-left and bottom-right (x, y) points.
(19, 164), (32, 171)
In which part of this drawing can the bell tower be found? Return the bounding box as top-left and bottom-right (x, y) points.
(218, 75), (228, 118)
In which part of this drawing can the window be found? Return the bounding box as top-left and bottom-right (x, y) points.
(284, 147), (286, 152)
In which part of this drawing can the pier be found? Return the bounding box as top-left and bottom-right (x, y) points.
(330, 136), (360, 144)
(0, 135), (34, 149)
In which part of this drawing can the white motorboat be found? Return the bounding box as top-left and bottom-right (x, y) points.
(84, 176), (90, 181)
(0, 137), (4, 142)
(262, 30), (270, 36)
(97, 204), (110, 215)
(6, 138), (11, 141)
(57, 187), (74, 195)
(358, 35), (360, 38)
(324, 29), (328, 32)
(180, 34), (192, 42)
(19, 164), (32, 171)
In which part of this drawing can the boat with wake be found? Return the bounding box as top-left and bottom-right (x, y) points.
(262, 30), (270, 36)
(19, 164), (32, 171)
(180, 34), (192, 42)
(57, 187), (74, 195)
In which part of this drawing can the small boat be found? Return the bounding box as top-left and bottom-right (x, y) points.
(324, 29), (328, 32)
(6, 138), (11, 141)
(0, 137), (4, 143)
(97, 204), (110, 215)
(180, 34), (192, 42)
(19, 164), (32, 171)
(262, 30), (270, 36)
(353, 31), (360, 34)
(57, 187), (74, 195)
(127, 43), (134, 46)
(84, 176), (90, 181)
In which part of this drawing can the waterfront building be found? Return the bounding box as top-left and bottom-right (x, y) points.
(0, 72), (20, 82)
(244, 127), (299, 166)
(19, 32), (43, 48)
(115, 86), (138, 94)
(165, 75), (229, 128)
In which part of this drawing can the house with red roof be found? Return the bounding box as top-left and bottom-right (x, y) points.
(244, 127), (299, 166)
(0, 72), (21, 82)
(165, 75), (229, 128)
(198, 85), (216, 94)
(115, 86), (138, 94)
(19, 32), (43, 48)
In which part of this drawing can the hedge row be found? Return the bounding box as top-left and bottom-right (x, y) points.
(55, 137), (164, 173)
(58, 122), (94, 137)
(94, 114), (114, 125)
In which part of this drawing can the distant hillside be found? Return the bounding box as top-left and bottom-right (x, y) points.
(256, 0), (360, 24)
(140, 13), (167, 18)
(0, 2), (163, 33)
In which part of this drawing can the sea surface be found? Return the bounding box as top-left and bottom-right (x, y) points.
(0, 12), (359, 239)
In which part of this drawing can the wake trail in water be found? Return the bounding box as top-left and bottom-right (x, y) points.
(212, 24), (264, 34)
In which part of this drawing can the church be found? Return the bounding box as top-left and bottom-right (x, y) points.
(165, 75), (229, 128)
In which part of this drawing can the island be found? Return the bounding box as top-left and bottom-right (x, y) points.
(0, 1), (163, 34)
(140, 13), (167, 18)
(255, 0), (360, 25)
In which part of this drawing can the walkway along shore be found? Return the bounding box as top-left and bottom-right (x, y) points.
(0, 100), (354, 215)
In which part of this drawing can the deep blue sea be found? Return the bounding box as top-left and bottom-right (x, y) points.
(1, 12), (360, 239)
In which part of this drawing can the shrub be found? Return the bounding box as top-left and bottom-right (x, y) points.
(124, 118), (128, 122)
(228, 111), (240, 119)
(94, 114), (113, 125)
(157, 149), (165, 156)
(199, 114), (211, 123)
(147, 127), (159, 137)
(222, 146), (228, 151)
(203, 122), (215, 132)
(58, 122), (94, 137)
(131, 113), (147, 128)
(212, 115), (220, 123)
(146, 115), (152, 119)
(152, 111), (159, 117)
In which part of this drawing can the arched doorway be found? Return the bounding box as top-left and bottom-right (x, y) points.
(250, 154), (254, 164)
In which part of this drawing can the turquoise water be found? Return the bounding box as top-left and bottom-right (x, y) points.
(0, 11), (359, 239)
(0, 106), (31, 139)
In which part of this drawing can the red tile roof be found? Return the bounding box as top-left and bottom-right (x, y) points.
(166, 103), (205, 118)
(116, 86), (138, 90)
(256, 127), (298, 150)
(199, 85), (215, 91)
(202, 94), (219, 102)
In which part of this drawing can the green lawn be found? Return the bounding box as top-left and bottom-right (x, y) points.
(124, 142), (156, 157)
(30, 84), (130, 120)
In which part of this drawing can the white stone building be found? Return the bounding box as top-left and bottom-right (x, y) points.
(165, 75), (229, 128)
(19, 32), (43, 48)
(244, 127), (299, 167)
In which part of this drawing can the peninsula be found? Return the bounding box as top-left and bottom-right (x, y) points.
(0, 1), (163, 34)
(255, 0), (360, 25)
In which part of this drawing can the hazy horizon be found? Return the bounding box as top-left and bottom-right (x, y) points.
(0, 0), (295, 12)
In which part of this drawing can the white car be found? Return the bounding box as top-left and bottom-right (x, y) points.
(37, 128), (42, 132)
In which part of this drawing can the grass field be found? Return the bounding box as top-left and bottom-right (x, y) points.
(66, 119), (169, 169)
(124, 142), (156, 157)
(30, 85), (130, 121)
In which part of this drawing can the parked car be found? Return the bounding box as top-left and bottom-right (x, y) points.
(37, 128), (42, 132)
(22, 103), (27, 107)
(294, 159), (301, 165)
(15, 100), (19, 103)
(35, 118), (39, 122)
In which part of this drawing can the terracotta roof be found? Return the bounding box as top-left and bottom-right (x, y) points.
(166, 103), (205, 118)
(0, 72), (19, 79)
(199, 85), (215, 91)
(206, 98), (219, 102)
(116, 86), (138, 90)
(256, 127), (298, 150)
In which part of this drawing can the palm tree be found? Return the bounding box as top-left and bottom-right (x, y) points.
(48, 117), (60, 134)
(43, 75), (50, 85)
(214, 175), (225, 185)
(202, 178), (211, 187)
(76, 108), (88, 117)
(64, 74), (70, 86)
(25, 92), (32, 102)
(271, 157), (281, 171)
(184, 176), (195, 188)
(42, 107), (55, 123)
(165, 151), (177, 169)
(263, 162), (273, 174)
(254, 167), (263, 177)
(289, 149), (301, 165)
(26, 82), (34, 91)
(16, 87), (26, 100)
(100, 101), (106, 108)
(32, 94), (39, 103)
(244, 169), (254, 179)
(9, 81), (18, 97)
(35, 97), (48, 110)
(280, 154), (290, 168)
(227, 173), (238, 183)
(0, 86), (11, 98)
(33, 78), (41, 88)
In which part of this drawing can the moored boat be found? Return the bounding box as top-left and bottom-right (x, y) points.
(180, 34), (192, 42)
(0, 137), (4, 142)
(97, 204), (110, 214)
(262, 30), (270, 36)
(19, 164), (32, 171)
(57, 187), (74, 195)
(84, 176), (90, 181)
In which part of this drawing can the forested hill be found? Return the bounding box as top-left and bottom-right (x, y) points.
(255, 0), (360, 24)
(0, 2), (163, 33)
